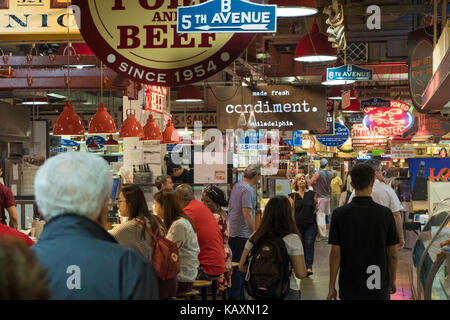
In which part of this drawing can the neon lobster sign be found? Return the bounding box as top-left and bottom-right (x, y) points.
(363, 100), (414, 136)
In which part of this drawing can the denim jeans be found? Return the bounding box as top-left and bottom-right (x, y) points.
(284, 289), (301, 300)
(227, 236), (248, 300)
(297, 223), (318, 269)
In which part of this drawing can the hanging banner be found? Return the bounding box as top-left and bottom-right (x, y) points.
(0, 0), (82, 41)
(408, 27), (434, 110)
(172, 112), (217, 128)
(144, 85), (167, 113)
(73, 0), (256, 87)
(409, 158), (450, 201)
(316, 123), (350, 148)
(326, 65), (373, 81)
(177, 0), (276, 33)
(215, 85), (327, 131)
(363, 100), (414, 136)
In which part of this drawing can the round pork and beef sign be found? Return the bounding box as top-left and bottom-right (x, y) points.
(73, 0), (255, 87)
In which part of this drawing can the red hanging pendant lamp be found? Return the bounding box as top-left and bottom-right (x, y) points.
(162, 119), (181, 144)
(53, 100), (85, 136)
(143, 114), (163, 141)
(119, 111), (144, 138)
(294, 20), (337, 63)
(88, 102), (117, 134)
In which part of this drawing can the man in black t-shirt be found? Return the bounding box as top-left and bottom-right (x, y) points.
(327, 164), (399, 300)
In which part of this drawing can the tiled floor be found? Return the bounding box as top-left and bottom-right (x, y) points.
(299, 240), (414, 300)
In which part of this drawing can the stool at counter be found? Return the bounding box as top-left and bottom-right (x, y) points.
(193, 280), (212, 300)
(174, 289), (201, 300)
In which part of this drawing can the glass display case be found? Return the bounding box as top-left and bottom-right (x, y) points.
(411, 198), (450, 300)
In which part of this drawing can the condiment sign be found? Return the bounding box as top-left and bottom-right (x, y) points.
(316, 123), (349, 148)
(327, 65), (373, 81)
(215, 85), (327, 131)
(363, 100), (414, 136)
(73, 0), (255, 87)
(178, 0), (276, 33)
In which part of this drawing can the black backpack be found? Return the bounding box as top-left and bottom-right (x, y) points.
(244, 233), (292, 300)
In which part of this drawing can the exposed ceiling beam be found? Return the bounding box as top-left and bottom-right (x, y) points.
(344, 4), (433, 16)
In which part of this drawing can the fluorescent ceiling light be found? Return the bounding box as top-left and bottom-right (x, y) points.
(47, 93), (66, 99)
(276, 7), (318, 17)
(321, 79), (355, 85)
(64, 65), (96, 68)
(294, 55), (337, 63)
(21, 101), (48, 105)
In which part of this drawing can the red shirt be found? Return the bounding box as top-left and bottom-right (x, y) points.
(184, 200), (226, 276)
(0, 184), (16, 224)
(0, 224), (35, 246)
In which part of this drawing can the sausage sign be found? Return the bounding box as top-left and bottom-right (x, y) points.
(73, 0), (262, 86)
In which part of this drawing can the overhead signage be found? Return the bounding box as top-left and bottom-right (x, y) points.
(293, 130), (302, 147)
(391, 146), (415, 159)
(360, 98), (391, 109)
(351, 123), (388, 148)
(177, 0), (276, 33)
(73, 0), (255, 87)
(347, 113), (364, 123)
(215, 85), (327, 131)
(341, 90), (351, 109)
(408, 27), (434, 110)
(363, 100), (414, 136)
(86, 136), (105, 151)
(309, 109), (333, 135)
(144, 85), (167, 113)
(172, 112), (217, 128)
(60, 139), (79, 148)
(316, 123), (350, 148)
(326, 65), (373, 81)
(0, 0), (81, 41)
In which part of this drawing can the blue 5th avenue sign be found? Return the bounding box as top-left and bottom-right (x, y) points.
(327, 65), (373, 81)
(177, 0), (277, 33)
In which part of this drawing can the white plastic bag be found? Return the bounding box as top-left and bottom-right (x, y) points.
(316, 211), (327, 237)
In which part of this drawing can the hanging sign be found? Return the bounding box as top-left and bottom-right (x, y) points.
(351, 123), (388, 148)
(86, 136), (105, 151)
(327, 65), (373, 81)
(360, 98), (391, 109)
(177, 0), (276, 33)
(0, 0), (82, 41)
(341, 90), (351, 109)
(309, 109), (333, 135)
(293, 131), (303, 147)
(60, 139), (79, 148)
(316, 123), (349, 147)
(73, 0), (255, 87)
(144, 85), (167, 113)
(363, 100), (414, 136)
(172, 112), (217, 128)
(391, 146), (415, 159)
(215, 85), (327, 131)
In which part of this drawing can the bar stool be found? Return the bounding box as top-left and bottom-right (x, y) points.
(209, 276), (221, 300)
(193, 280), (212, 300)
(175, 289), (200, 300)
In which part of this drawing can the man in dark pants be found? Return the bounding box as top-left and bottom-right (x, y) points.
(327, 163), (399, 300)
(227, 164), (260, 300)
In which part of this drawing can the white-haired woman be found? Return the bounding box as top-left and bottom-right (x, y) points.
(289, 173), (318, 277)
(31, 152), (159, 300)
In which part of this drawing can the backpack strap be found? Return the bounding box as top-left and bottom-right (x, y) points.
(135, 218), (183, 249)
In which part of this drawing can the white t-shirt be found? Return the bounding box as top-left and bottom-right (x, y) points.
(348, 179), (404, 213)
(244, 233), (304, 290)
(166, 218), (200, 283)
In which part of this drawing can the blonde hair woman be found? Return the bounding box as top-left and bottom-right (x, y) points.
(289, 173), (318, 277)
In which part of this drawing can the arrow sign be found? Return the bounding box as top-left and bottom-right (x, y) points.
(327, 65), (373, 81)
(178, 0), (276, 34)
(195, 24), (269, 31)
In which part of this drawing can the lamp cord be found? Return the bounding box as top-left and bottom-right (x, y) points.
(66, 0), (71, 100)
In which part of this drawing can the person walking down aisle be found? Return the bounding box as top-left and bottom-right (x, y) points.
(327, 164), (399, 300)
(154, 190), (200, 294)
(289, 173), (318, 277)
(0, 237), (49, 299)
(0, 167), (18, 230)
(348, 159), (405, 248)
(227, 164), (261, 300)
(176, 184), (226, 281)
(239, 196), (307, 300)
(32, 153), (159, 300)
(308, 159), (333, 237)
(330, 171), (343, 213)
(202, 185), (233, 294)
